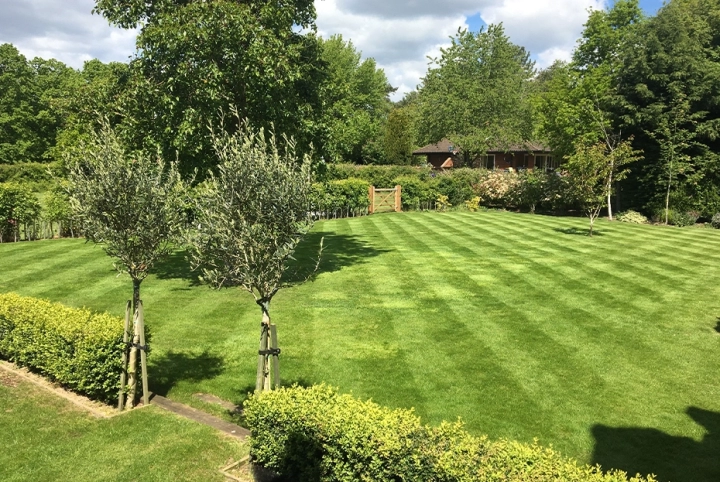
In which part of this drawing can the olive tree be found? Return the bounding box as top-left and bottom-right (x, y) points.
(66, 122), (184, 406)
(189, 120), (316, 392)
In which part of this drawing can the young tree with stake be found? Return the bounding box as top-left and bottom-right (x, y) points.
(66, 122), (184, 406)
(565, 139), (639, 236)
(189, 120), (318, 392)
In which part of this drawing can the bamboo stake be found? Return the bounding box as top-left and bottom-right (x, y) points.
(127, 310), (139, 407)
(255, 323), (269, 392)
(138, 301), (150, 406)
(270, 324), (280, 389)
(118, 300), (131, 410)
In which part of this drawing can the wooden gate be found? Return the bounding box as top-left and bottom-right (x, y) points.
(368, 185), (401, 214)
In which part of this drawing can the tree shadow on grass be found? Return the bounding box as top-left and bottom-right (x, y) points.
(149, 250), (202, 286)
(553, 227), (607, 237)
(592, 407), (720, 482)
(150, 233), (387, 287)
(149, 350), (225, 396)
(714, 318), (720, 333)
(283, 231), (389, 284)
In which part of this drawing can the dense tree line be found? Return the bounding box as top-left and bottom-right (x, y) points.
(536, 0), (720, 217)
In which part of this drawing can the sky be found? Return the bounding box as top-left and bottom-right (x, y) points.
(1, 0), (665, 101)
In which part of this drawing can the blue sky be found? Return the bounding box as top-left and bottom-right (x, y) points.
(467, 0), (665, 33)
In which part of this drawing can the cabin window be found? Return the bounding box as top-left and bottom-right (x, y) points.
(547, 156), (559, 170)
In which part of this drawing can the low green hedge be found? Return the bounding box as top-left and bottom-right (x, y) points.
(244, 385), (655, 482)
(310, 178), (371, 213)
(0, 293), (124, 403)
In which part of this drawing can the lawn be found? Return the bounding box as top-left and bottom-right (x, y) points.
(1, 210), (719, 481)
(0, 371), (247, 481)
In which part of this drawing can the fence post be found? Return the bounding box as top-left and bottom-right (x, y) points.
(395, 185), (402, 212)
(369, 185), (375, 214)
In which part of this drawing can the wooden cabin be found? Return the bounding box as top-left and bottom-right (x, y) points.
(412, 138), (558, 171)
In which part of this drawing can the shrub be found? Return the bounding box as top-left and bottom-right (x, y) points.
(436, 194), (451, 212)
(669, 210), (699, 227)
(435, 169), (477, 206)
(244, 385), (655, 482)
(0, 293), (124, 403)
(464, 196), (480, 212)
(473, 170), (519, 208)
(0, 162), (61, 185)
(616, 210), (649, 224)
(711, 213), (720, 229)
(394, 175), (437, 210)
(310, 178), (370, 214)
(515, 170), (546, 213)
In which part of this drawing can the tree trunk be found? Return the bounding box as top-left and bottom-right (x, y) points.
(127, 279), (141, 407)
(606, 173), (613, 221)
(255, 300), (272, 393)
(665, 147), (673, 225)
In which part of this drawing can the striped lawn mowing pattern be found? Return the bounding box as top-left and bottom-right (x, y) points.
(1, 210), (719, 481)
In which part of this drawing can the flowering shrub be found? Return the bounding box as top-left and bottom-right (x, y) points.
(464, 196), (480, 212)
(473, 170), (519, 207)
(436, 195), (451, 212)
(616, 210), (649, 224)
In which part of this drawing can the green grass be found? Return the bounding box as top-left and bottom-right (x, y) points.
(0, 375), (247, 481)
(1, 210), (719, 481)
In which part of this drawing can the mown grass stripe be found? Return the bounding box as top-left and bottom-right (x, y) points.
(403, 213), (685, 398)
(363, 215), (550, 437)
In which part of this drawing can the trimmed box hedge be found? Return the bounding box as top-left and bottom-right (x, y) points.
(244, 385), (656, 482)
(0, 293), (124, 403)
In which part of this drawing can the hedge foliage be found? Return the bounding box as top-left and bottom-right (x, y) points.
(0, 182), (42, 242)
(244, 385), (655, 482)
(310, 178), (371, 213)
(0, 293), (124, 402)
(0, 162), (61, 185)
(317, 165), (576, 213)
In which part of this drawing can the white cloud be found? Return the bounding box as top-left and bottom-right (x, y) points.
(0, 0), (136, 68)
(1, 0), (608, 100)
(316, 0), (472, 100)
(480, 0), (605, 68)
(316, 0), (608, 100)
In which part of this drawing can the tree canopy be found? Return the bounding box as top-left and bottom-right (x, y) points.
(318, 35), (394, 164)
(416, 25), (536, 164)
(94, 0), (326, 176)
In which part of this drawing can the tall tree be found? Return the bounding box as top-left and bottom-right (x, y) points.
(614, 0), (720, 215)
(94, 0), (325, 177)
(573, 0), (644, 71)
(0, 44), (78, 164)
(188, 119), (317, 392)
(416, 25), (535, 164)
(319, 35), (394, 164)
(536, 1), (644, 217)
(53, 59), (130, 162)
(383, 106), (415, 165)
